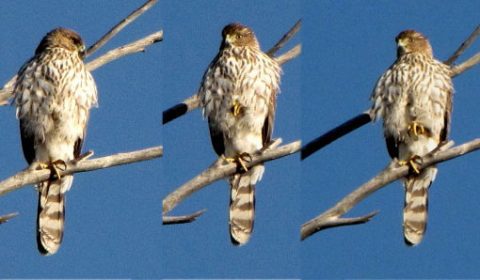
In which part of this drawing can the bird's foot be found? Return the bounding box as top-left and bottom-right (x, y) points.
(33, 160), (67, 179)
(50, 159), (67, 179)
(398, 155), (422, 174)
(231, 99), (243, 117)
(224, 152), (252, 172)
(408, 121), (426, 138)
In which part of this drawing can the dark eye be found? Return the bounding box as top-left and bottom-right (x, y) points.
(236, 34), (242, 39)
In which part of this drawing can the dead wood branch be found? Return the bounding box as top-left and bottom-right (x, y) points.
(301, 112), (372, 160)
(87, 31), (163, 72)
(301, 139), (480, 240)
(0, 212), (18, 224)
(445, 25), (480, 65)
(0, 146), (163, 197)
(163, 209), (207, 225)
(0, 0), (161, 106)
(86, 0), (158, 56)
(266, 19), (301, 56)
(451, 52), (480, 77)
(162, 140), (301, 216)
(162, 20), (302, 125)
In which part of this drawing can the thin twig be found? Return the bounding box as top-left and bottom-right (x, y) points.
(444, 25), (480, 65)
(275, 44), (302, 66)
(163, 209), (207, 225)
(301, 139), (480, 240)
(162, 20), (302, 125)
(451, 52), (480, 77)
(266, 19), (301, 56)
(0, 146), (163, 197)
(86, 0), (158, 56)
(0, 212), (19, 224)
(163, 140), (301, 215)
(87, 31), (163, 72)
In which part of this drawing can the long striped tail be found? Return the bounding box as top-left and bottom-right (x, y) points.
(229, 165), (264, 245)
(403, 166), (437, 246)
(37, 175), (73, 255)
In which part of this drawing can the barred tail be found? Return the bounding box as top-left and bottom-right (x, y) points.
(403, 166), (436, 246)
(37, 175), (73, 255)
(229, 165), (264, 245)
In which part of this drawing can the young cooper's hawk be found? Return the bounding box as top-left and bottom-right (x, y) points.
(14, 28), (98, 255)
(199, 23), (281, 245)
(371, 30), (453, 245)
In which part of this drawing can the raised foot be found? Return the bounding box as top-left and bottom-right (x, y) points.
(399, 155), (422, 174)
(231, 99), (243, 117)
(224, 152), (252, 172)
(408, 121), (426, 137)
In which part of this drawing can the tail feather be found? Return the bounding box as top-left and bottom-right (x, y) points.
(229, 165), (264, 245)
(37, 175), (73, 255)
(403, 166), (436, 246)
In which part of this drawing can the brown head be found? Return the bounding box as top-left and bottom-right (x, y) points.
(35, 27), (86, 59)
(395, 30), (433, 58)
(221, 23), (259, 49)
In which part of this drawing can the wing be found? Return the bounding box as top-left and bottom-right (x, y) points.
(440, 87), (453, 142)
(208, 117), (225, 156)
(19, 119), (36, 164)
(262, 90), (277, 146)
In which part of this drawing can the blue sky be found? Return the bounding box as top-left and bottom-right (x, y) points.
(1, 0), (479, 279)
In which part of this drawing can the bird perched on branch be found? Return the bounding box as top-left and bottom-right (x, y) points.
(14, 28), (98, 255)
(199, 23), (281, 245)
(371, 30), (453, 245)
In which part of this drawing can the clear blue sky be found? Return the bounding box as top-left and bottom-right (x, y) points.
(1, 0), (479, 279)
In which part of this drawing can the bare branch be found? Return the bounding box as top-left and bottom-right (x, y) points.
(266, 19), (301, 56)
(301, 112), (372, 160)
(0, 146), (163, 197)
(301, 139), (480, 240)
(162, 20), (302, 125)
(163, 209), (207, 225)
(163, 140), (301, 215)
(162, 95), (200, 125)
(87, 31), (163, 72)
(451, 52), (480, 77)
(444, 25), (480, 65)
(86, 0), (158, 56)
(0, 212), (19, 224)
(275, 44), (302, 66)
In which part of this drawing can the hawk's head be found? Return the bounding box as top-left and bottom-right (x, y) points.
(36, 28), (87, 59)
(395, 30), (433, 58)
(221, 23), (259, 49)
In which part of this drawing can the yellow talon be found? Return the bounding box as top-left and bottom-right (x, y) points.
(51, 159), (67, 179)
(223, 153), (251, 172)
(33, 160), (67, 179)
(231, 99), (242, 117)
(408, 121), (426, 137)
(399, 156), (421, 174)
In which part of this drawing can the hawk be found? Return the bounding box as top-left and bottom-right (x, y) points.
(199, 23), (281, 245)
(371, 30), (453, 245)
(13, 28), (98, 255)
